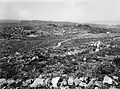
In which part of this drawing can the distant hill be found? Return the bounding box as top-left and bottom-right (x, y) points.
(0, 20), (119, 35)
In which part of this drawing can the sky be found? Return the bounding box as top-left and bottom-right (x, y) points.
(0, 0), (120, 24)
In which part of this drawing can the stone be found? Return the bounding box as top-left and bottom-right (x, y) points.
(87, 78), (96, 87)
(68, 52), (72, 55)
(94, 81), (102, 87)
(15, 52), (20, 55)
(76, 87), (82, 89)
(74, 77), (80, 86)
(51, 77), (60, 88)
(30, 78), (44, 87)
(0, 78), (6, 86)
(44, 78), (50, 86)
(103, 75), (113, 84)
(112, 76), (119, 80)
(61, 79), (67, 86)
(68, 76), (74, 85)
(7, 79), (15, 84)
(95, 48), (100, 52)
(79, 81), (87, 87)
(22, 79), (33, 86)
(79, 77), (84, 81)
(109, 86), (117, 89)
(60, 86), (69, 89)
(83, 58), (86, 61)
(94, 87), (99, 89)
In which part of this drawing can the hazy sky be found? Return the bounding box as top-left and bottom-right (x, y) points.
(0, 0), (120, 24)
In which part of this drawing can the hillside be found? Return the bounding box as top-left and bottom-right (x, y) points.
(0, 20), (120, 89)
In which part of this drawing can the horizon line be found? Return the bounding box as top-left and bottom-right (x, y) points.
(0, 19), (120, 25)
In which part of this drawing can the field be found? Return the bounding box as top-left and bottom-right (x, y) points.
(0, 20), (120, 89)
